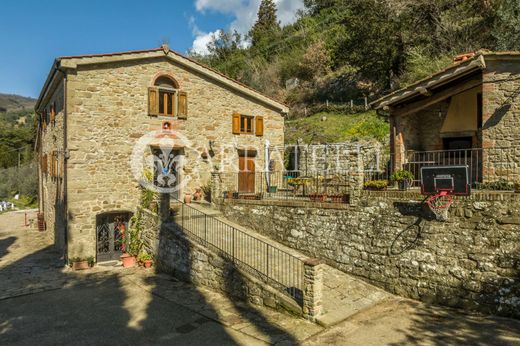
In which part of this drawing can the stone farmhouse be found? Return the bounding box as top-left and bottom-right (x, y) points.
(35, 45), (287, 260)
(372, 51), (520, 186)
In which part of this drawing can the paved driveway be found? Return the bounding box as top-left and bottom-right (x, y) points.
(1, 210), (520, 346)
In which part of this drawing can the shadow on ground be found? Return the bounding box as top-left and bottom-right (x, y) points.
(387, 299), (520, 346)
(0, 222), (267, 345)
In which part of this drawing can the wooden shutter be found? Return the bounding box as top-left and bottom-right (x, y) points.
(148, 87), (159, 116)
(50, 103), (56, 123)
(178, 91), (188, 119)
(41, 154), (48, 174)
(42, 111), (47, 131)
(51, 151), (58, 178)
(59, 153), (65, 179)
(255, 116), (264, 136)
(232, 113), (241, 134)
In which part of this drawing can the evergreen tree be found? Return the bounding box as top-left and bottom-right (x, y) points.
(249, 0), (281, 60)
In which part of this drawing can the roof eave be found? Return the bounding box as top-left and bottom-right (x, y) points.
(372, 55), (486, 111)
(43, 47), (289, 114)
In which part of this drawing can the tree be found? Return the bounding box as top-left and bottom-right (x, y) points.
(493, 0), (520, 50)
(249, 0), (281, 60)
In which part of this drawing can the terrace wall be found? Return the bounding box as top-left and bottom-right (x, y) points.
(220, 191), (520, 318)
(139, 208), (305, 317)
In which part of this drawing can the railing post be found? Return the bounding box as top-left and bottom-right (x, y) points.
(303, 258), (323, 322)
(232, 227), (235, 260)
(204, 214), (207, 241)
(181, 203), (184, 230)
(266, 244), (269, 279)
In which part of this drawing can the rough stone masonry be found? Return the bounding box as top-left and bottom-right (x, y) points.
(220, 191), (520, 318)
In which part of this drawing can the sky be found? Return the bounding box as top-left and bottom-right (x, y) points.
(0, 0), (304, 99)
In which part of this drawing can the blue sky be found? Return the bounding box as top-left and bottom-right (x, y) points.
(0, 0), (303, 99)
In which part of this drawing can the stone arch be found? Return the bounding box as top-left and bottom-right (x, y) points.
(150, 71), (180, 89)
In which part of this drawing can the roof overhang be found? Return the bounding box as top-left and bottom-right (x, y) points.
(36, 46), (289, 114)
(372, 55), (486, 112)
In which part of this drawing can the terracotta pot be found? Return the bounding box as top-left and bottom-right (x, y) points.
(72, 260), (90, 271)
(309, 194), (327, 202)
(193, 189), (202, 201)
(144, 260), (153, 269)
(121, 254), (136, 268)
(184, 192), (192, 204)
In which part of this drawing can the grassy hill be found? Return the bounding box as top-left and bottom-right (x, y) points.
(285, 110), (389, 144)
(0, 93), (35, 113)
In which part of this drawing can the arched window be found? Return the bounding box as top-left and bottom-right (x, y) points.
(148, 75), (188, 119)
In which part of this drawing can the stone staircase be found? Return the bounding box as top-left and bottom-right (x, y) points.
(185, 201), (392, 327)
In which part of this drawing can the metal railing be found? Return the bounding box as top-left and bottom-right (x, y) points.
(362, 147), (520, 190)
(174, 201), (304, 303)
(219, 171), (352, 203)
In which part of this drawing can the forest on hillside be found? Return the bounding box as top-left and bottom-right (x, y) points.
(191, 0), (520, 142)
(0, 95), (37, 204)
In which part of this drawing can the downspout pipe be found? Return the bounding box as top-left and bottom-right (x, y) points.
(58, 67), (68, 262)
(264, 139), (270, 188)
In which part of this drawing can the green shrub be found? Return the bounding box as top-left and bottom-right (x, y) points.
(363, 180), (389, 190)
(390, 170), (414, 182)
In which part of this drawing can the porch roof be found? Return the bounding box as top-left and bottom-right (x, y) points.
(371, 55), (486, 111)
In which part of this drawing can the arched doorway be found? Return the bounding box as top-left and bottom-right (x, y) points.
(96, 211), (133, 262)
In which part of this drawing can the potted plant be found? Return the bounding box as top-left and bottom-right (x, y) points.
(138, 252), (153, 268)
(193, 188), (203, 201)
(70, 256), (94, 271)
(329, 194), (348, 203)
(390, 170), (414, 191)
(363, 180), (389, 191)
(309, 193), (327, 202)
(121, 213), (143, 268)
(184, 192), (192, 204)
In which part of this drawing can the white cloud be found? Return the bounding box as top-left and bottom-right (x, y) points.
(190, 0), (304, 54)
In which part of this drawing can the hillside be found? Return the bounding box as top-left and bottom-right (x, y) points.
(0, 93), (36, 113)
(285, 110), (388, 144)
(192, 0), (520, 143)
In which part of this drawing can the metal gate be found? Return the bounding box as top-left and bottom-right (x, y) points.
(96, 212), (132, 262)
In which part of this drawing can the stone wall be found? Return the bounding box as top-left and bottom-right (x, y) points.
(49, 55), (284, 258)
(219, 192), (520, 318)
(482, 59), (520, 182)
(138, 208), (303, 316)
(39, 81), (66, 251)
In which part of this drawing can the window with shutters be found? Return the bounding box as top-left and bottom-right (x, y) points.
(50, 151), (58, 179)
(240, 115), (254, 134)
(50, 103), (56, 125)
(148, 75), (188, 118)
(232, 113), (264, 136)
(41, 154), (48, 174)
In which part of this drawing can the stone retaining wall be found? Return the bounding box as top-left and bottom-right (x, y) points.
(219, 192), (520, 318)
(139, 209), (304, 317)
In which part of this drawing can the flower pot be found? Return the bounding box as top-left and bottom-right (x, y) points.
(184, 192), (192, 204)
(72, 260), (90, 271)
(329, 195), (343, 203)
(309, 193), (327, 202)
(144, 260), (153, 269)
(193, 189), (202, 201)
(398, 180), (410, 191)
(121, 254), (136, 268)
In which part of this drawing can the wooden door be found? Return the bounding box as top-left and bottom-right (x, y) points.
(238, 156), (255, 193)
